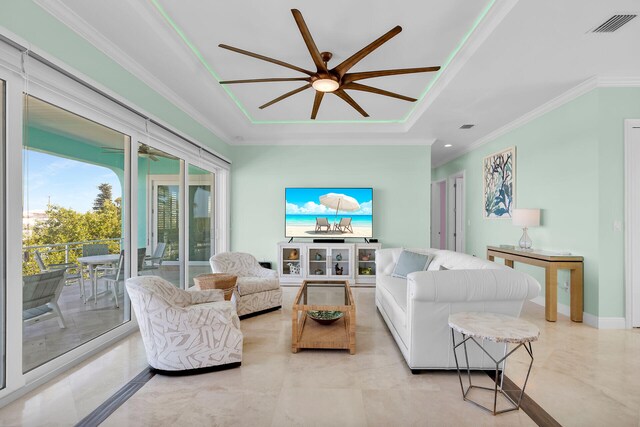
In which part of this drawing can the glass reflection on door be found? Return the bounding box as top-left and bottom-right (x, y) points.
(138, 144), (183, 287)
(187, 165), (215, 284)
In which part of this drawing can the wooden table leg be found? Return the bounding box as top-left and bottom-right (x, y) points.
(570, 264), (583, 322)
(291, 306), (298, 353)
(487, 253), (495, 262)
(349, 307), (356, 355)
(505, 259), (515, 268)
(545, 265), (558, 322)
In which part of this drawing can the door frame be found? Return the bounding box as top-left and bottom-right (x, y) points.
(625, 119), (640, 328)
(431, 179), (447, 249)
(447, 171), (465, 252)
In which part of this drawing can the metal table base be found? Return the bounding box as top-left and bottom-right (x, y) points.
(451, 330), (534, 415)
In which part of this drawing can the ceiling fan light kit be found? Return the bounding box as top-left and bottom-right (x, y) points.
(218, 9), (440, 120)
(311, 78), (339, 93)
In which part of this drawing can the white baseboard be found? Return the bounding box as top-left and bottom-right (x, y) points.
(584, 313), (627, 329)
(530, 297), (626, 329)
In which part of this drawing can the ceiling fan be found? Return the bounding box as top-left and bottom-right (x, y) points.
(218, 9), (441, 120)
(101, 143), (167, 161)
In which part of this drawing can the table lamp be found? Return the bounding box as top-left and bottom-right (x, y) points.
(512, 208), (540, 250)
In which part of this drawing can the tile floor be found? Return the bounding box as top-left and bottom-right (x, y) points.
(2, 286), (639, 426)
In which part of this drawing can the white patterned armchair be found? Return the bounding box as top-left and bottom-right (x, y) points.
(126, 276), (242, 373)
(209, 252), (282, 318)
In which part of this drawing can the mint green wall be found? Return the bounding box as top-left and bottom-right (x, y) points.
(231, 145), (431, 266)
(1, 1), (230, 158)
(433, 88), (640, 318)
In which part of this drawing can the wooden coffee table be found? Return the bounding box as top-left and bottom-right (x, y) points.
(291, 280), (355, 354)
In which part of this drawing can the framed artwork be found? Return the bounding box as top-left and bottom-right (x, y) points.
(483, 146), (515, 218)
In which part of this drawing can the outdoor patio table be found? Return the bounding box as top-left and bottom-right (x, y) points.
(77, 254), (120, 304)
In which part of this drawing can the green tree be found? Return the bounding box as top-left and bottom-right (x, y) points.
(93, 183), (113, 212)
(23, 190), (123, 275)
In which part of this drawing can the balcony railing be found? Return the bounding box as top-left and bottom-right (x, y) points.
(23, 238), (122, 275)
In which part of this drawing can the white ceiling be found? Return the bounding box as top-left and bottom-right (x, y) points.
(35, 0), (640, 165)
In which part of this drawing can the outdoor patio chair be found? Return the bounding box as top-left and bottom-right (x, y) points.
(334, 217), (354, 233)
(34, 250), (84, 301)
(315, 217), (331, 232)
(95, 251), (124, 307)
(143, 242), (166, 271)
(137, 247), (147, 274)
(23, 269), (67, 329)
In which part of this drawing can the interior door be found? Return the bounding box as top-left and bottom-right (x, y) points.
(431, 183), (441, 248)
(455, 177), (464, 252)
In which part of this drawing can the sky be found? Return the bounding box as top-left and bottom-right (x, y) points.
(23, 150), (122, 213)
(285, 187), (373, 216)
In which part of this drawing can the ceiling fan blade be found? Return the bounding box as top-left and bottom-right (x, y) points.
(333, 89), (369, 117)
(291, 9), (327, 72)
(220, 77), (310, 84)
(219, 44), (314, 76)
(259, 83), (312, 109)
(333, 26), (402, 77)
(342, 82), (416, 102)
(311, 91), (324, 120)
(342, 66), (441, 84)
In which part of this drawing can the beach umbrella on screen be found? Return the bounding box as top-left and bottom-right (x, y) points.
(319, 193), (360, 224)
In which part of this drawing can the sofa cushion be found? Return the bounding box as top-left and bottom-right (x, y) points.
(392, 250), (434, 279)
(236, 277), (280, 296)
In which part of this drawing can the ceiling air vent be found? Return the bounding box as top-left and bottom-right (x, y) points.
(459, 124), (475, 129)
(590, 14), (637, 33)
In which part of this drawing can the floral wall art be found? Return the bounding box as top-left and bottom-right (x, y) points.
(483, 147), (515, 218)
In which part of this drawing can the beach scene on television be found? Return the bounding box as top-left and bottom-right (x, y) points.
(285, 188), (373, 238)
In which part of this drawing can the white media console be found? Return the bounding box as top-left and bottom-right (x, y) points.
(277, 241), (381, 286)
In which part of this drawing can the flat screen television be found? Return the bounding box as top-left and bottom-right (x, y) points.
(285, 187), (373, 238)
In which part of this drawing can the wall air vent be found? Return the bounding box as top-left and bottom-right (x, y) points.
(590, 14), (636, 33)
(459, 124), (475, 129)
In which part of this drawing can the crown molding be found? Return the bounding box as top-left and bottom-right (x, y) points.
(34, 0), (233, 144)
(432, 75), (640, 168)
(234, 137), (435, 146)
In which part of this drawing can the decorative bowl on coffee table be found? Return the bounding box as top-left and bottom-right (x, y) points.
(307, 310), (344, 325)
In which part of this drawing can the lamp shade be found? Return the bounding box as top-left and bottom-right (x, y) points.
(512, 208), (540, 227)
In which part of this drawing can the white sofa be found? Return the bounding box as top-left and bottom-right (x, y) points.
(375, 248), (540, 371)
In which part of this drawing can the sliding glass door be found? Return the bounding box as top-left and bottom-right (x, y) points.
(22, 95), (130, 372)
(137, 144), (184, 287)
(0, 39), (230, 400)
(187, 165), (215, 284)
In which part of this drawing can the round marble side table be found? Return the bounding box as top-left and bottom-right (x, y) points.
(448, 312), (540, 415)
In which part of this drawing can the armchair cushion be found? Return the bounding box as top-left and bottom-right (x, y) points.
(236, 277), (280, 296)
